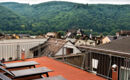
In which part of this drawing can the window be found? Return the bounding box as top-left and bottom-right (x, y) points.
(92, 59), (99, 73)
(33, 51), (38, 58)
(66, 48), (73, 55)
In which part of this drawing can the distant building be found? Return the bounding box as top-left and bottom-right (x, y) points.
(77, 29), (82, 36)
(45, 32), (57, 38)
(101, 36), (114, 44)
(75, 39), (96, 46)
(30, 38), (81, 57)
(0, 33), (4, 36)
(97, 36), (130, 52)
(30, 36), (37, 39)
(18, 34), (30, 39)
(65, 29), (77, 38)
(116, 30), (130, 36)
(65, 38), (77, 44)
(0, 33), (5, 39)
(101, 36), (128, 44)
(36, 35), (45, 39)
(65, 29), (84, 38)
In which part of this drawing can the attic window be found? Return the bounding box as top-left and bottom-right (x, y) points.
(66, 48), (73, 55)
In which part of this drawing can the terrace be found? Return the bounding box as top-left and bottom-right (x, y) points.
(1, 56), (106, 80)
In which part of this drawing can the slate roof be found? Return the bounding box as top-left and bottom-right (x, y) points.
(96, 37), (130, 53)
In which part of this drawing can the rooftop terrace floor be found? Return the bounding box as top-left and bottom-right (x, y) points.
(5, 57), (106, 80)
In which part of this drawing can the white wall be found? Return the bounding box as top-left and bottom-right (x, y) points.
(75, 40), (95, 46)
(56, 41), (81, 56)
(75, 40), (86, 46)
(0, 39), (47, 61)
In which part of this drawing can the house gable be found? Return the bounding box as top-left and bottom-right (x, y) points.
(56, 41), (81, 56)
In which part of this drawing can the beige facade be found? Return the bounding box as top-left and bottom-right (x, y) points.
(102, 36), (111, 44)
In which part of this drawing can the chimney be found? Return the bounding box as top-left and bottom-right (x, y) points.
(90, 34), (92, 39)
(21, 49), (25, 61)
(116, 32), (119, 37)
(112, 64), (118, 80)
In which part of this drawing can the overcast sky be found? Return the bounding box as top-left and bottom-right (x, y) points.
(0, 0), (130, 4)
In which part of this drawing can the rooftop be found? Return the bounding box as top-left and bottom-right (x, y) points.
(5, 57), (106, 80)
(30, 38), (67, 56)
(96, 36), (130, 53)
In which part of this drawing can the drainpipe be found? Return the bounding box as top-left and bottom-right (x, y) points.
(62, 47), (64, 61)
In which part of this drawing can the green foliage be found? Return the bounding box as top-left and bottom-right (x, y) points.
(0, 1), (130, 35)
(57, 31), (65, 36)
(0, 5), (26, 32)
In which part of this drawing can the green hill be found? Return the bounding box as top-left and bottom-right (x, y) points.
(1, 1), (130, 35)
(0, 5), (27, 33)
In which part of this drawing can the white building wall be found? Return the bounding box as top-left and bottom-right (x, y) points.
(75, 40), (86, 46)
(56, 41), (81, 56)
(0, 39), (47, 61)
(86, 40), (96, 46)
(75, 40), (96, 46)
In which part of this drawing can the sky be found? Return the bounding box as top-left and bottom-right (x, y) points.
(0, 0), (130, 4)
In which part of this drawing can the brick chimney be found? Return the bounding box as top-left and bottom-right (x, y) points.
(112, 64), (118, 80)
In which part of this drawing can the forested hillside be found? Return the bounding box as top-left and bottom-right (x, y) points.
(0, 5), (27, 33)
(0, 1), (130, 35)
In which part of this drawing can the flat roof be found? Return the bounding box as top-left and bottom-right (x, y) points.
(5, 57), (106, 80)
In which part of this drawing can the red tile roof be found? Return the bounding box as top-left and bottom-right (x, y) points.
(6, 57), (106, 80)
